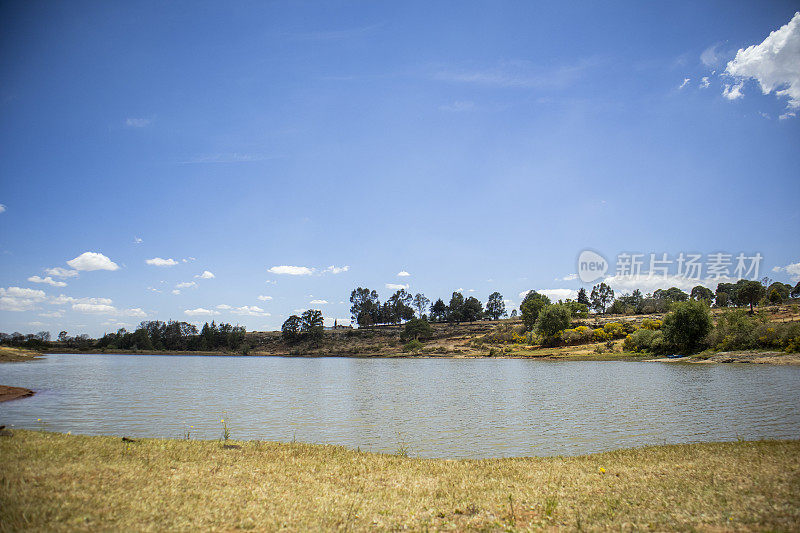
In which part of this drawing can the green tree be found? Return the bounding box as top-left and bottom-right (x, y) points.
(590, 283), (614, 314)
(690, 285), (714, 304)
(766, 282), (791, 303)
(387, 289), (414, 324)
(732, 279), (765, 313)
(536, 303), (571, 338)
(412, 293), (430, 318)
(448, 292), (465, 322)
(429, 298), (447, 322)
(577, 288), (590, 306)
(485, 292), (507, 320)
(792, 281), (800, 299)
(300, 309), (324, 339)
(661, 300), (712, 354)
(563, 300), (589, 318)
(520, 291), (551, 331)
(350, 287), (380, 327)
(654, 287), (689, 303)
(462, 296), (483, 322)
(402, 317), (433, 341)
(716, 282), (736, 307)
(281, 315), (302, 342)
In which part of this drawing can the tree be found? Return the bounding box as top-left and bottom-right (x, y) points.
(654, 287), (689, 303)
(792, 281), (800, 299)
(510, 309), (518, 318)
(590, 283), (614, 314)
(412, 293), (430, 318)
(690, 285), (715, 304)
(485, 292), (507, 320)
(766, 282), (791, 304)
(387, 289), (414, 324)
(57, 331), (69, 342)
(520, 291), (551, 331)
(662, 300), (712, 354)
(402, 317), (433, 341)
(577, 288), (590, 306)
(563, 301), (589, 318)
(350, 287), (380, 327)
(715, 291), (729, 308)
(536, 303), (572, 338)
(716, 282), (736, 307)
(732, 279), (765, 313)
(281, 315), (302, 342)
(448, 292), (465, 322)
(429, 298), (447, 322)
(462, 296), (483, 322)
(300, 309), (324, 339)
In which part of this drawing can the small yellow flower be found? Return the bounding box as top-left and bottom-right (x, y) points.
(221, 419), (224, 422)
(37, 418), (41, 421)
(598, 467), (606, 474)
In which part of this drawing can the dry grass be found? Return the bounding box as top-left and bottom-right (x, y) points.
(0, 346), (42, 363)
(1, 432), (798, 531)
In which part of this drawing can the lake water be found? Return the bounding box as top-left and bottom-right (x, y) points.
(1, 354), (799, 458)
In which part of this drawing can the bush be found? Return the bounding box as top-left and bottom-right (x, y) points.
(536, 304), (572, 339)
(623, 329), (665, 353)
(662, 300), (712, 354)
(401, 318), (433, 342)
(641, 318), (662, 330)
(403, 339), (423, 353)
(603, 322), (626, 339)
(592, 328), (610, 342)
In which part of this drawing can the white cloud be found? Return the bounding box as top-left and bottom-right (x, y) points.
(28, 321), (45, 327)
(257, 295), (273, 301)
(310, 299), (329, 304)
(701, 43), (724, 67)
(184, 308), (219, 317)
(125, 308), (147, 317)
(700, 76), (710, 89)
(67, 252), (119, 271)
(773, 261), (800, 282)
(216, 304), (232, 310)
(230, 305), (270, 317)
(45, 267), (79, 278)
(601, 274), (734, 294)
(560, 273), (578, 281)
(125, 118), (151, 128)
(195, 270), (215, 279)
(724, 12), (800, 113)
(722, 82), (744, 100)
(0, 204), (6, 214)
(397, 271), (411, 277)
(779, 110), (797, 120)
(385, 283), (409, 291)
(679, 78), (690, 89)
(322, 265), (350, 274)
(538, 288), (579, 301)
(172, 290), (180, 295)
(268, 265), (314, 275)
(0, 287), (47, 311)
(72, 303), (117, 314)
(146, 257), (179, 267)
(39, 310), (63, 318)
(134, 237), (143, 244)
(147, 287), (161, 293)
(176, 281), (196, 289)
(28, 276), (67, 287)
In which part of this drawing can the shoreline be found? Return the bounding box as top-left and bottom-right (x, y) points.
(2, 431), (798, 530)
(0, 385), (35, 402)
(36, 348), (800, 364)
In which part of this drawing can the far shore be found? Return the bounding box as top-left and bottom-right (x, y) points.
(24, 347), (800, 365)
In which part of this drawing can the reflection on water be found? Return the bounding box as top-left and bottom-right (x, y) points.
(1, 354), (799, 458)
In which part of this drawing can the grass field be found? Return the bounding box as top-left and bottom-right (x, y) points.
(1, 431), (798, 531)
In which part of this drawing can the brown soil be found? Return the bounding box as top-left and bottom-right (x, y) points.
(0, 385), (35, 402)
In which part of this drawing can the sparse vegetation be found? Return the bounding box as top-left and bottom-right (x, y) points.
(1, 431), (798, 531)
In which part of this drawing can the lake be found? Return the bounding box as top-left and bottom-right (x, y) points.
(1, 354), (799, 458)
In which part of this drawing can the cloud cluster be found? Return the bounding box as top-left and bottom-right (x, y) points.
(257, 295), (273, 301)
(725, 12), (800, 118)
(45, 267), (78, 278)
(267, 265), (349, 276)
(397, 271), (411, 277)
(51, 295), (146, 317)
(146, 257), (179, 267)
(28, 275), (67, 287)
(185, 308), (218, 317)
(67, 252), (119, 271)
(195, 270), (215, 279)
(773, 261), (800, 282)
(386, 283), (409, 291)
(0, 287), (47, 311)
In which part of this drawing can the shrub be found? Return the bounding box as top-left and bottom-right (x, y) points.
(623, 329), (665, 353)
(641, 318), (662, 330)
(603, 322), (626, 339)
(401, 318), (433, 341)
(536, 304), (572, 338)
(403, 339), (423, 353)
(592, 328), (610, 342)
(704, 310), (759, 351)
(662, 300), (712, 354)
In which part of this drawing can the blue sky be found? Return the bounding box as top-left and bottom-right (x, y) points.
(1, 1), (799, 336)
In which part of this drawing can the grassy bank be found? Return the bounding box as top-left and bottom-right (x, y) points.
(1, 432), (798, 531)
(0, 346), (42, 363)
